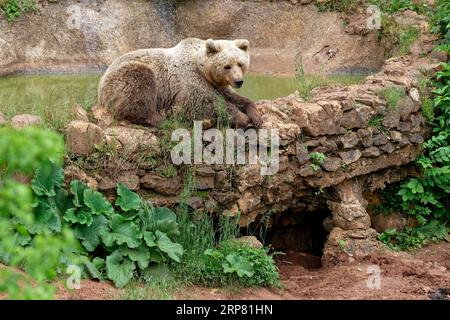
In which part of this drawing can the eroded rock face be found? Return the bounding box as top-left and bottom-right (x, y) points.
(0, 0), (386, 76)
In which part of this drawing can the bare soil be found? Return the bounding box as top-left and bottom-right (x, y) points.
(57, 242), (450, 300)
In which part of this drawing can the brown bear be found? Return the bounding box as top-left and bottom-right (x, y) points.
(97, 38), (262, 128)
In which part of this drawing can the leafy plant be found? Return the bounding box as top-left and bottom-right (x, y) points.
(1, 0), (36, 23)
(377, 5), (449, 250)
(53, 177), (184, 288)
(170, 170), (280, 288)
(379, 220), (449, 251)
(0, 127), (78, 299)
(202, 243), (280, 288)
(310, 152), (327, 171)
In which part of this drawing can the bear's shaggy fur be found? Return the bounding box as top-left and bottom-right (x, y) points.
(97, 38), (262, 128)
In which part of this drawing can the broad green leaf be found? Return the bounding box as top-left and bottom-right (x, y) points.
(119, 245), (151, 270)
(75, 215), (109, 252)
(93, 257), (106, 270)
(222, 254), (254, 278)
(145, 206), (180, 237)
(204, 248), (224, 259)
(54, 187), (75, 217)
(79, 256), (104, 280)
(83, 189), (114, 216)
(143, 231), (157, 247)
(154, 230), (183, 263)
(148, 248), (164, 263)
(101, 214), (142, 248)
(29, 199), (62, 234)
(64, 208), (93, 226)
(31, 161), (64, 197)
(115, 183), (141, 212)
(106, 250), (135, 288)
(70, 180), (89, 207)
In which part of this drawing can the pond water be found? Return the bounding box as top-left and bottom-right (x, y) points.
(0, 73), (365, 129)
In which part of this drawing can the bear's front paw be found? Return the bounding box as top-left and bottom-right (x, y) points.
(248, 111), (263, 128)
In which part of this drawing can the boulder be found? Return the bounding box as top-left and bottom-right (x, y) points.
(104, 126), (159, 154)
(117, 172), (140, 191)
(140, 173), (181, 195)
(65, 120), (105, 155)
(64, 165), (98, 190)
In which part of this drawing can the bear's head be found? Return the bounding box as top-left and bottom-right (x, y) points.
(203, 39), (250, 89)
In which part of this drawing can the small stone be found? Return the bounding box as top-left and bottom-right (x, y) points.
(11, 114), (41, 129)
(71, 104), (89, 122)
(357, 128), (373, 147)
(98, 176), (116, 191)
(195, 176), (215, 190)
(382, 110), (401, 128)
(188, 197), (204, 210)
(117, 172), (140, 191)
(379, 142), (395, 153)
(65, 120), (105, 156)
(64, 165), (98, 190)
(409, 88), (420, 102)
(362, 147), (380, 158)
(338, 132), (359, 149)
(237, 191), (261, 214)
(140, 173), (181, 195)
(195, 165), (215, 177)
(399, 96), (420, 121)
(215, 170), (229, 188)
(299, 163), (316, 176)
(104, 126), (159, 154)
(390, 130), (409, 146)
(339, 150), (362, 165)
(397, 121), (411, 132)
(320, 140), (338, 153)
(408, 133), (424, 144)
(410, 113), (425, 132)
(372, 133), (389, 146)
(303, 140), (320, 148)
(321, 157), (342, 172)
(296, 142), (310, 165)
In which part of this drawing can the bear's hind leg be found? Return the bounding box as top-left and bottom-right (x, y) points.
(101, 62), (161, 126)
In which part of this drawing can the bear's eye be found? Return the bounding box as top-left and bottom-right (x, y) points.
(224, 65), (231, 70)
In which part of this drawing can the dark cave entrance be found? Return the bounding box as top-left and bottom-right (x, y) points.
(265, 208), (331, 269)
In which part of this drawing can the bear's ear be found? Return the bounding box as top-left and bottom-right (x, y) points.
(206, 39), (219, 54)
(235, 39), (249, 51)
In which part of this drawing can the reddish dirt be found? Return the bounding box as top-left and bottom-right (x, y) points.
(56, 242), (450, 300)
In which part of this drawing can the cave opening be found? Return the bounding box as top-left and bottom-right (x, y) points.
(265, 207), (332, 269)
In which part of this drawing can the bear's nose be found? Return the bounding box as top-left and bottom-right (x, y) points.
(234, 80), (244, 88)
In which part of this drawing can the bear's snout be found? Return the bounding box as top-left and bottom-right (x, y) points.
(234, 80), (244, 88)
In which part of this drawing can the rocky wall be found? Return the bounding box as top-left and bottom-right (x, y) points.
(0, 0), (387, 76)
